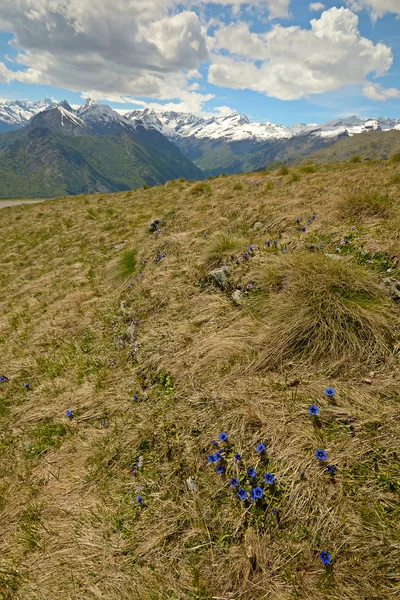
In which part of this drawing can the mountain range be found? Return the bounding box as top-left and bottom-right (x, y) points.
(0, 97), (399, 197)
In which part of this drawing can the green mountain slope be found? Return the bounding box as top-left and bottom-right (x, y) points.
(176, 133), (345, 176)
(0, 126), (204, 198)
(307, 129), (400, 163)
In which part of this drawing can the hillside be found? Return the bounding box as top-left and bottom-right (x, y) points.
(307, 130), (400, 164)
(0, 105), (204, 198)
(1, 160), (400, 600)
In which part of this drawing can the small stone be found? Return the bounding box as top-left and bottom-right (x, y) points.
(113, 242), (126, 251)
(149, 219), (161, 232)
(209, 265), (230, 290)
(383, 278), (400, 300)
(113, 320), (138, 349)
(186, 477), (198, 492)
(231, 289), (243, 305)
(253, 221), (263, 231)
(362, 378), (373, 384)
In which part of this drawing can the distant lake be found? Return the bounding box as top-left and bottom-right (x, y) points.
(0, 198), (48, 210)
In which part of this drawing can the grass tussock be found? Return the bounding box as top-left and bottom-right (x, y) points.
(339, 190), (393, 220)
(205, 231), (247, 268)
(116, 248), (137, 280)
(349, 154), (362, 163)
(189, 182), (212, 197)
(250, 253), (397, 372)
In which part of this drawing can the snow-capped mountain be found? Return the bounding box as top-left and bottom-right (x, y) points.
(1, 96), (399, 142)
(26, 106), (90, 136)
(123, 109), (400, 142)
(0, 98), (58, 132)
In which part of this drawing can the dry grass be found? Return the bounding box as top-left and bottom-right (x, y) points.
(0, 161), (399, 600)
(339, 189), (394, 221)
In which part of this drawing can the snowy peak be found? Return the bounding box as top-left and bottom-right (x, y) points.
(0, 98), (57, 132)
(57, 100), (74, 113)
(27, 106), (88, 136)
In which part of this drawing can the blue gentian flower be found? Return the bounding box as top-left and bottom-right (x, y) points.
(133, 395), (139, 401)
(203, 233), (207, 238)
(256, 443), (266, 454)
(235, 259), (240, 265)
(273, 240), (278, 246)
(250, 486), (264, 501)
(247, 467), (256, 479)
(234, 453), (241, 461)
(243, 253), (249, 260)
(324, 387), (336, 398)
(300, 471), (306, 480)
(248, 246), (253, 252)
(271, 508), (278, 516)
(266, 240), (271, 247)
(214, 452), (221, 462)
(263, 472), (275, 485)
(319, 551), (331, 565)
(65, 409), (73, 418)
(301, 226), (306, 232)
(210, 440), (219, 447)
(237, 488), (247, 500)
(229, 477), (239, 488)
(0, 375), (7, 382)
(296, 218), (300, 223)
(23, 383), (29, 389)
(207, 454), (216, 463)
(307, 219), (311, 223)
(326, 464), (335, 475)
(308, 404), (320, 415)
(315, 449), (327, 461)
(216, 465), (224, 474)
(136, 495), (143, 504)
(218, 432), (228, 442)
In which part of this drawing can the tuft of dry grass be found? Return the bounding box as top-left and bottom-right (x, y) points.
(339, 189), (393, 221)
(248, 253), (398, 373)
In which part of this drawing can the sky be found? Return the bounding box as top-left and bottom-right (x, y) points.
(0, 0), (399, 125)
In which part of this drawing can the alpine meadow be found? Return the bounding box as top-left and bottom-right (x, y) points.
(1, 158), (399, 599)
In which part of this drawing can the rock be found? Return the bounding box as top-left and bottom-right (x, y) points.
(209, 265), (230, 289)
(364, 157), (371, 162)
(113, 320), (138, 349)
(186, 477), (198, 493)
(325, 253), (346, 261)
(383, 277), (400, 300)
(149, 219), (160, 232)
(253, 221), (264, 231)
(113, 242), (126, 251)
(231, 289), (243, 305)
(363, 378), (373, 384)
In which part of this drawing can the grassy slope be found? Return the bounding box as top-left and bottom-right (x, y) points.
(307, 130), (400, 164)
(0, 162), (400, 600)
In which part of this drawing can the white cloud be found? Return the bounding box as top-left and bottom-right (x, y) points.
(209, 7), (393, 100)
(0, 62), (11, 83)
(363, 82), (400, 100)
(347, 1), (400, 19)
(0, 0), (209, 108)
(309, 3), (326, 11)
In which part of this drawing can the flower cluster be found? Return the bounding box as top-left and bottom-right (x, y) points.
(207, 434), (276, 505)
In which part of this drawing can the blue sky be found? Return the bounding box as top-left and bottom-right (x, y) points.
(0, 1), (399, 125)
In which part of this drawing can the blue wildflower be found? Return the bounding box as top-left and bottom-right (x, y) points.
(296, 218), (300, 223)
(250, 486), (264, 501)
(315, 449), (327, 461)
(65, 409), (73, 418)
(248, 246), (254, 253)
(229, 477), (239, 488)
(265, 240), (271, 247)
(263, 472), (275, 485)
(300, 471), (306, 480)
(133, 395), (139, 401)
(234, 453), (241, 461)
(311, 215), (316, 220)
(0, 375), (7, 382)
(235, 259), (240, 265)
(273, 240), (278, 246)
(271, 508), (278, 516)
(203, 233), (207, 238)
(210, 440), (219, 447)
(326, 464), (335, 475)
(214, 452), (221, 462)
(243, 253), (249, 260)
(23, 383), (29, 389)
(308, 219), (311, 223)
(308, 404), (320, 415)
(256, 443), (266, 454)
(247, 467), (256, 479)
(324, 387), (336, 398)
(301, 226), (306, 232)
(136, 495), (144, 504)
(237, 488), (247, 500)
(216, 465), (224, 474)
(218, 432), (228, 442)
(207, 454), (216, 463)
(319, 551), (331, 565)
